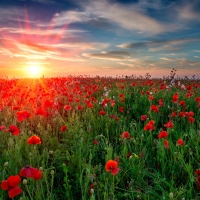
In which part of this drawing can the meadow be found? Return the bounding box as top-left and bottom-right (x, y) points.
(0, 69), (200, 200)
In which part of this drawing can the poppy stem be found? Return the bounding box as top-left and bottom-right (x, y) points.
(112, 175), (115, 199)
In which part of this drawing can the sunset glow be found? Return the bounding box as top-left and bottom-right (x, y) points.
(0, 0), (200, 78)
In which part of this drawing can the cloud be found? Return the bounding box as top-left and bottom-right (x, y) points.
(194, 56), (200, 58)
(82, 51), (130, 61)
(178, 3), (200, 21)
(193, 50), (200, 52)
(117, 37), (199, 52)
(53, 42), (110, 50)
(159, 57), (174, 61)
(53, 0), (177, 35)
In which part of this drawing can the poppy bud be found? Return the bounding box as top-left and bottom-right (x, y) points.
(169, 192), (174, 199)
(23, 179), (28, 185)
(50, 170), (54, 175)
(90, 188), (94, 194)
(39, 167), (43, 171)
(49, 150), (54, 155)
(4, 162), (8, 167)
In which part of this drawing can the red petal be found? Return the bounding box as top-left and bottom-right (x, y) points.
(111, 167), (120, 176)
(1, 180), (9, 190)
(33, 170), (42, 180)
(8, 186), (22, 198)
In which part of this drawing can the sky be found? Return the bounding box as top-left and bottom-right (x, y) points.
(0, 0), (200, 78)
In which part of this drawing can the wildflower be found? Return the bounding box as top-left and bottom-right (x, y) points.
(27, 135), (41, 145)
(19, 165), (42, 180)
(118, 106), (124, 113)
(158, 131), (168, 139)
(164, 140), (170, 149)
(87, 102), (93, 108)
(35, 107), (47, 116)
(164, 121), (174, 129)
(158, 98), (164, 106)
(148, 95), (154, 101)
(144, 123), (154, 131)
(99, 110), (106, 116)
(64, 105), (72, 111)
(0, 125), (6, 131)
(16, 110), (31, 122)
(195, 169), (200, 177)
(141, 115), (147, 121)
(171, 111), (176, 118)
(150, 105), (159, 112)
(60, 125), (67, 132)
(77, 105), (83, 110)
(8, 125), (20, 136)
(179, 100), (186, 106)
(121, 131), (130, 139)
(188, 117), (195, 124)
(172, 93), (179, 103)
(0, 175), (22, 198)
(105, 160), (120, 175)
(177, 138), (184, 146)
(93, 140), (98, 145)
(44, 100), (54, 108)
(188, 111), (194, 117)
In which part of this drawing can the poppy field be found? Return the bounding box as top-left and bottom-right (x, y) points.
(0, 70), (200, 200)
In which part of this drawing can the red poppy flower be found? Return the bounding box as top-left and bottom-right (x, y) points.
(158, 98), (164, 106)
(93, 140), (98, 145)
(188, 117), (195, 124)
(164, 121), (174, 129)
(144, 123), (154, 131)
(179, 100), (186, 106)
(105, 160), (120, 175)
(35, 107), (47, 116)
(171, 111), (176, 117)
(148, 95), (154, 101)
(0, 175), (22, 199)
(64, 105), (72, 111)
(8, 125), (20, 136)
(27, 136), (41, 145)
(16, 110), (31, 122)
(195, 169), (200, 177)
(121, 131), (130, 139)
(77, 105), (83, 110)
(172, 93), (179, 103)
(0, 126), (6, 131)
(118, 106), (124, 113)
(141, 115), (147, 121)
(87, 103), (93, 108)
(150, 105), (159, 112)
(99, 110), (106, 116)
(60, 125), (67, 132)
(164, 140), (170, 149)
(158, 131), (168, 138)
(177, 138), (184, 146)
(148, 120), (155, 125)
(188, 111), (194, 117)
(19, 166), (42, 180)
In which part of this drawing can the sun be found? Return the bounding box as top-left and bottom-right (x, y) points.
(27, 65), (42, 77)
